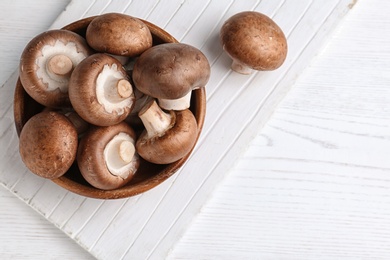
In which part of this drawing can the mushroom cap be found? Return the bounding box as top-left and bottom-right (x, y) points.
(136, 108), (198, 164)
(68, 53), (135, 126)
(19, 29), (93, 108)
(77, 122), (140, 190)
(132, 43), (210, 100)
(220, 11), (287, 71)
(19, 111), (78, 179)
(86, 13), (153, 57)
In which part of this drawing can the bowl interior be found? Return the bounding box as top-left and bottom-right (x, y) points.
(13, 16), (206, 199)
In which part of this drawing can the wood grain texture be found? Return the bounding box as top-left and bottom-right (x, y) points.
(170, 0), (390, 259)
(0, 188), (94, 259)
(0, 0), (355, 259)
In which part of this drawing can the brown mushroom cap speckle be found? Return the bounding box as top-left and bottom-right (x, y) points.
(132, 43), (210, 100)
(220, 11), (287, 72)
(19, 111), (78, 179)
(19, 29), (93, 108)
(86, 13), (153, 57)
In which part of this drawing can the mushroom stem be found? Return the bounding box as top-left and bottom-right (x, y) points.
(103, 132), (136, 179)
(231, 59), (253, 75)
(117, 79), (133, 98)
(158, 91), (192, 111)
(119, 140), (135, 163)
(138, 100), (173, 138)
(96, 64), (133, 102)
(47, 54), (73, 76)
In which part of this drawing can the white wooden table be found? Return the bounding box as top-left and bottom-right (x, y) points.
(1, 0), (390, 259)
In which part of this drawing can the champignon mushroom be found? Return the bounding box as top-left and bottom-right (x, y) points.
(132, 43), (210, 110)
(19, 30), (93, 107)
(19, 111), (78, 179)
(136, 100), (198, 164)
(86, 13), (153, 57)
(220, 11), (287, 74)
(77, 122), (140, 190)
(68, 53), (135, 126)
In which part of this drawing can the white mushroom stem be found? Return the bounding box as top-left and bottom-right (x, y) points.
(96, 64), (133, 114)
(231, 59), (253, 75)
(47, 54), (73, 76)
(119, 140), (134, 163)
(117, 79), (132, 98)
(103, 132), (136, 179)
(139, 100), (173, 138)
(158, 91), (192, 111)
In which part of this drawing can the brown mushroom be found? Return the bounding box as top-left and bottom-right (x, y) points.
(86, 13), (153, 57)
(136, 100), (198, 164)
(68, 53), (135, 126)
(77, 122), (140, 190)
(19, 111), (78, 179)
(19, 30), (93, 107)
(220, 11), (288, 74)
(132, 43), (210, 110)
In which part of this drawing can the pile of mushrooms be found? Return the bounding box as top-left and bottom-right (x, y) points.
(17, 11), (287, 193)
(17, 13), (210, 190)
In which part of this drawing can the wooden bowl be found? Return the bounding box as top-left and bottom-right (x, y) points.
(13, 16), (206, 199)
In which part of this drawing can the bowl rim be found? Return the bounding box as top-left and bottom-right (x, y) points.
(13, 15), (206, 199)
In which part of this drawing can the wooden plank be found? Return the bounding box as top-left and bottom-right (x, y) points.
(60, 198), (104, 237)
(139, 1), (349, 258)
(123, 0), (160, 19)
(89, 183), (170, 259)
(50, 1), (96, 28)
(0, 188), (93, 259)
(28, 181), (68, 217)
(170, 1), (390, 258)
(0, 0), (353, 259)
(47, 192), (87, 229)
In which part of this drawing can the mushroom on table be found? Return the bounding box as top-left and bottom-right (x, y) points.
(220, 11), (288, 74)
(77, 122), (140, 190)
(19, 30), (93, 107)
(132, 43), (210, 111)
(68, 53), (135, 126)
